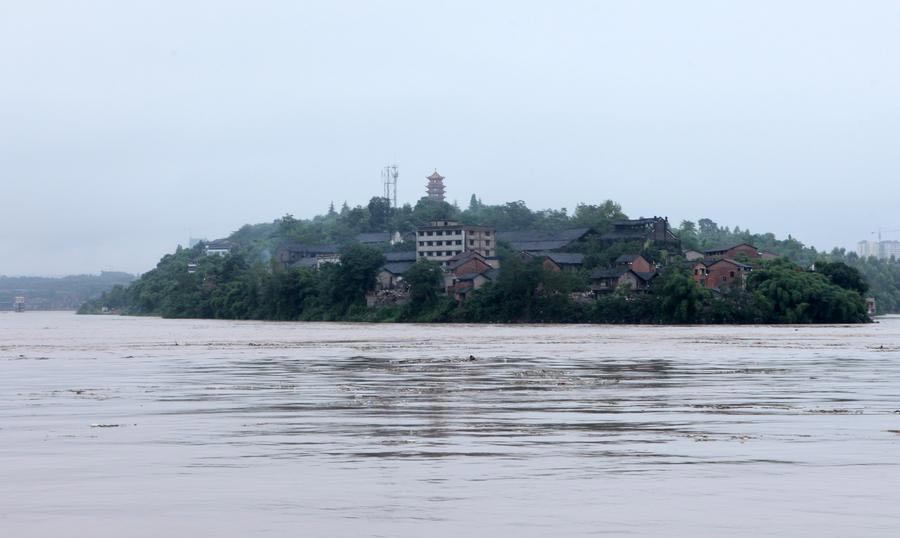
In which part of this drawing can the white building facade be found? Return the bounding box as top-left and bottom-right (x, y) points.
(415, 221), (496, 265)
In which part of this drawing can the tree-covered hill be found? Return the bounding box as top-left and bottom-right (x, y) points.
(1, 271), (136, 311)
(78, 195), (885, 322)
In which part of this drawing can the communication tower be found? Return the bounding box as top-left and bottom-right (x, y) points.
(382, 164), (399, 209)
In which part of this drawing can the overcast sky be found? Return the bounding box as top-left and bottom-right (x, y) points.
(2, 1), (898, 275)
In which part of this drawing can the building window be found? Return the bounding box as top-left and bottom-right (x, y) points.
(418, 231), (424, 237)
(485, 231), (491, 236)
(485, 240), (491, 247)
(730, 271), (735, 278)
(469, 240), (475, 246)
(486, 250), (491, 256)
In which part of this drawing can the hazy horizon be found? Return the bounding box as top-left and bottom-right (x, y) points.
(3, 1), (898, 276)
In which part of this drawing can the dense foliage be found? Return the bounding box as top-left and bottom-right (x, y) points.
(78, 196), (885, 322)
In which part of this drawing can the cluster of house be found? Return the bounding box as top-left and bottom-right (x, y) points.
(684, 243), (777, 289)
(272, 216), (692, 302)
(213, 217), (781, 301)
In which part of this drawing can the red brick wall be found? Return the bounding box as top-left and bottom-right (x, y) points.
(452, 258), (491, 277)
(706, 261), (746, 288)
(628, 256), (653, 273)
(692, 263), (708, 286)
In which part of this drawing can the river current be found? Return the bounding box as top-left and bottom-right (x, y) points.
(2, 312), (899, 537)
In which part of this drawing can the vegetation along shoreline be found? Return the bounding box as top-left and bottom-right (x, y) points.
(79, 189), (890, 325)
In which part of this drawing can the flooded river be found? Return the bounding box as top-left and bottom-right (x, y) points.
(2, 312), (900, 537)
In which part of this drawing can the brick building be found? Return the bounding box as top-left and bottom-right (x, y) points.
(703, 243), (760, 261)
(693, 258), (752, 289)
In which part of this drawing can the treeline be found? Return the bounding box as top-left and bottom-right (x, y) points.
(674, 218), (900, 313)
(77, 196), (890, 321)
(80, 243), (870, 324)
(675, 218), (819, 266)
(216, 197), (629, 264)
(820, 252), (900, 313)
(1, 271), (135, 310)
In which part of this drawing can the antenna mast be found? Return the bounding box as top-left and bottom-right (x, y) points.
(382, 164), (399, 209)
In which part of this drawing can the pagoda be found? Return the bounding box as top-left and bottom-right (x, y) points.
(426, 170), (446, 202)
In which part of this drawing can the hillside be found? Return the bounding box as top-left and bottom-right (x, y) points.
(78, 196), (887, 323)
(1, 271), (136, 311)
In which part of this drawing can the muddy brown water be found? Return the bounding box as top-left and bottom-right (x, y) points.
(2, 312), (899, 537)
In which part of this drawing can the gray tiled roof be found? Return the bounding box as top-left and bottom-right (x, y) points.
(289, 257), (318, 269)
(356, 232), (391, 244)
(540, 252), (585, 265)
(278, 243), (340, 255)
(615, 254), (641, 263)
(591, 268), (625, 279)
(381, 261), (414, 275)
(497, 228), (594, 252)
(633, 271), (658, 282)
(384, 251), (417, 262)
(703, 242), (757, 254)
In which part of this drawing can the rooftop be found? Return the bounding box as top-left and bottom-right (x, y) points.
(497, 228), (594, 252)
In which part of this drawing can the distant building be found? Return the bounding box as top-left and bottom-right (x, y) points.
(589, 254), (657, 294)
(703, 243), (760, 261)
(615, 254), (654, 273)
(590, 268), (657, 294)
(496, 228), (596, 253)
(376, 261), (415, 290)
(13, 296), (25, 312)
(415, 220), (496, 265)
(355, 232), (391, 246)
(538, 252), (585, 272)
(447, 270), (499, 302)
(601, 217), (679, 246)
(204, 241), (232, 256)
(866, 297), (877, 317)
(275, 243), (340, 270)
(426, 170), (446, 202)
(683, 250), (704, 261)
(693, 258), (753, 289)
(882, 241), (900, 260)
(857, 240), (879, 258)
(856, 240), (900, 260)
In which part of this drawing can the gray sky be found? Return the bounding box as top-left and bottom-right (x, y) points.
(2, 1), (898, 275)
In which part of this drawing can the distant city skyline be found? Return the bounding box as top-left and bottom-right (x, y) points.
(3, 1), (899, 275)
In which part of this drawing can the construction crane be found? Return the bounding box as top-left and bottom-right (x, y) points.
(871, 228), (900, 241)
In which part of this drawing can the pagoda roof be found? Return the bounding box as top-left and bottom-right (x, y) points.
(426, 170), (445, 181)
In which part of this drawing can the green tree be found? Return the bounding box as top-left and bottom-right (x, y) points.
(658, 267), (707, 323)
(404, 260), (444, 306)
(329, 245), (386, 314)
(367, 196), (392, 231)
(815, 261), (869, 295)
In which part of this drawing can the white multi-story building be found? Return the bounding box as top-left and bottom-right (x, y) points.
(857, 240), (880, 258)
(881, 241), (900, 260)
(415, 221), (496, 265)
(857, 239), (900, 260)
